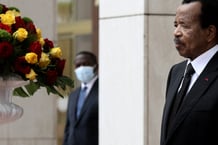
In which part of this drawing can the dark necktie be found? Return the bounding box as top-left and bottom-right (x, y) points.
(174, 63), (195, 112)
(167, 63), (195, 132)
(76, 86), (87, 118)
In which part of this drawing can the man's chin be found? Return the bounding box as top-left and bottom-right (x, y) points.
(177, 49), (187, 58)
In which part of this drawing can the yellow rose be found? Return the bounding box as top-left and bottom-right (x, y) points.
(36, 28), (42, 39)
(13, 28), (28, 42)
(25, 52), (38, 64)
(25, 69), (37, 80)
(39, 52), (51, 68)
(6, 10), (20, 17)
(50, 47), (62, 58)
(39, 37), (45, 46)
(0, 13), (15, 26)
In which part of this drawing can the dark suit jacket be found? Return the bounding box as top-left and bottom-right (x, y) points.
(63, 79), (98, 145)
(161, 53), (218, 145)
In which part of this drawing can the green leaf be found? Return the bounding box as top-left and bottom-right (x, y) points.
(56, 78), (66, 90)
(0, 29), (12, 41)
(59, 76), (74, 87)
(0, 5), (3, 13)
(8, 7), (20, 12)
(25, 81), (40, 95)
(22, 17), (33, 23)
(46, 86), (64, 98)
(13, 87), (30, 97)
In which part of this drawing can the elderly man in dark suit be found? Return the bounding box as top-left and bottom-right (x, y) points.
(63, 51), (98, 145)
(161, 0), (218, 145)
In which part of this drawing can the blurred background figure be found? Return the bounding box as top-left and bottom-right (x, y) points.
(63, 51), (98, 145)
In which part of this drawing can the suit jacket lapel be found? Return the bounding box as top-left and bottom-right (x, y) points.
(165, 52), (218, 144)
(70, 88), (80, 126)
(161, 62), (186, 142)
(75, 79), (98, 124)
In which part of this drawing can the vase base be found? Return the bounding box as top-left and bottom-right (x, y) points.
(0, 103), (23, 124)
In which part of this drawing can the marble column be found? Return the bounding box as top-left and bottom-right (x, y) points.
(99, 0), (183, 145)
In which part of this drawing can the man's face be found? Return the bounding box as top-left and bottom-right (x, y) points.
(74, 54), (95, 69)
(174, 2), (209, 60)
(74, 54), (97, 83)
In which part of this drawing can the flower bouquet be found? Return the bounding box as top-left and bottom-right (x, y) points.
(0, 4), (73, 98)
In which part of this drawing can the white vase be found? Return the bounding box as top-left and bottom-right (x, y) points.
(0, 75), (27, 124)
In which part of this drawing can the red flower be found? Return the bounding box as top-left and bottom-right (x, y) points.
(25, 22), (36, 34)
(56, 59), (66, 76)
(0, 42), (13, 58)
(28, 41), (42, 60)
(43, 38), (54, 52)
(14, 56), (31, 74)
(12, 16), (25, 31)
(45, 70), (58, 85)
(0, 23), (11, 33)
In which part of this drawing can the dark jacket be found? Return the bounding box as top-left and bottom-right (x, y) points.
(161, 52), (218, 145)
(63, 79), (98, 145)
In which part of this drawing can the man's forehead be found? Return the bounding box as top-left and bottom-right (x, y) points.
(175, 2), (201, 21)
(176, 1), (201, 14)
(76, 54), (90, 60)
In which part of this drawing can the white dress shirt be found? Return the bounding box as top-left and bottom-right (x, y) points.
(81, 75), (98, 99)
(186, 44), (218, 92)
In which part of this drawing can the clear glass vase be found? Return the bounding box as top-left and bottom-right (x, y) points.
(0, 75), (27, 124)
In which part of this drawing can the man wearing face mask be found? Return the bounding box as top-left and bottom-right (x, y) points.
(63, 51), (98, 145)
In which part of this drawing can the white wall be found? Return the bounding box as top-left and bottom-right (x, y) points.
(99, 0), (147, 145)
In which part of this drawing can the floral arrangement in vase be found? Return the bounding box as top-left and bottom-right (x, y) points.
(0, 3), (73, 98)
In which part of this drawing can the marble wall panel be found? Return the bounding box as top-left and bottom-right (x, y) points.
(148, 16), (184, 145)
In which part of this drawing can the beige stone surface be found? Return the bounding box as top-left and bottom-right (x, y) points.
(99, 0), (146, 18)
(0, 140), (7, 145)
(7, 139), (56, 145)
(99, 15), (147, 145)
(148, 16), (184, 145)
(0, 89), (57, 142)
(148, 0), (181, 14)
(8, 140), (35, 145)
(35, 140), (57, 145)
(9, 89), (57, 138)
(0, 124), (8, 138)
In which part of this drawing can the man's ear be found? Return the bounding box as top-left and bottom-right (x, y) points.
(207, 25), (217, 43)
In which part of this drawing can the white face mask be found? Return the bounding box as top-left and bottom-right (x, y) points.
(74, 66), (95, 83)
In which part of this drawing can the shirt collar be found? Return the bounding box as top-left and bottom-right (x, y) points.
(81, 75), (98, 89)
(188, 44), (218, 76)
